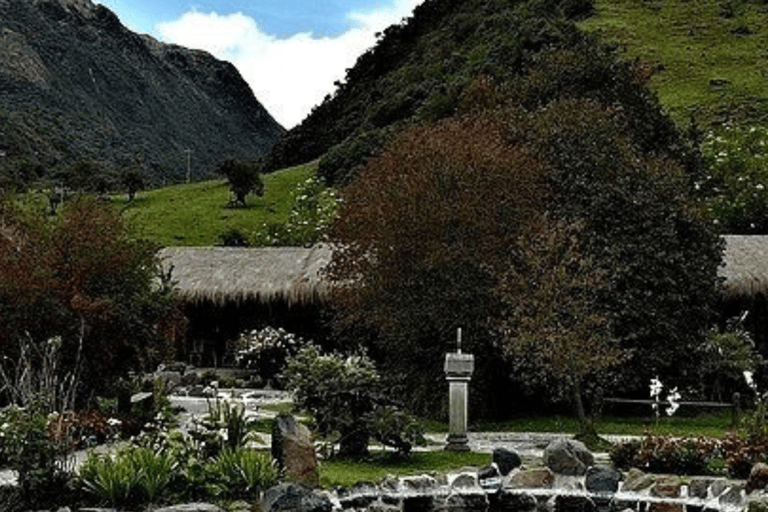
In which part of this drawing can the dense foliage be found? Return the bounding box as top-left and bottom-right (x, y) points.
(327, 62), (722, 419)
(216, 159), (264, 208)
(0, 196), (185, 400)
(283, 347), (422, 458)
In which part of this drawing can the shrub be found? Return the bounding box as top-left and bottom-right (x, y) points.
(252, 174), (339, 246)
(698, 124), (768, 233)
(187, 397), (261, 458)
(283, 346), (422, 458)
(208, 447), (278, 499)
(610, 434), (719, 475)
(78, 445), (177, 507)
(234, 326), (307, 386)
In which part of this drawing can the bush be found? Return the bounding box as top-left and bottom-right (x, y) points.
(252, 174), (339, 246)
(187, 397), (261, 458)
(283, 346), (422, 458)
(208, 447), (278, 499)
(234, 326), (307, 386)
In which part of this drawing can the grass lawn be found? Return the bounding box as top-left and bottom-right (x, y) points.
(472, 410), (736, 439)
(114, 162), (315, 246)
(580, 0), (768, 127)
(320, 450), (492, 488)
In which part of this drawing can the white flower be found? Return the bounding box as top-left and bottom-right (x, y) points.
(666, 387), (681, 416)
(650, 377), (663, 398)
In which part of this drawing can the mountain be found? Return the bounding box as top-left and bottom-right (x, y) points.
(261, 0), (601, 184)
(0, 0), (285, 185)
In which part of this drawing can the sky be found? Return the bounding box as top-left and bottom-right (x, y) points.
(96, 0), (424, 128)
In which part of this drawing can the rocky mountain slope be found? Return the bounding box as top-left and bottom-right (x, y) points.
(0, 0), (284, 184)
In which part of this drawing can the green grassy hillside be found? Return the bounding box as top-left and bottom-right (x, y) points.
(117, 163), (314, 246)
(581, 0), (768, 128)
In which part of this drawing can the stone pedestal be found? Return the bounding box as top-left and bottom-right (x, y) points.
(444, 352), (474, 451)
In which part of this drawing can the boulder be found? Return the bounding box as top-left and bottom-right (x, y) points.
(585, 466), (621, 494)
(493, 448), (522, 476)
(505, 468), (555, 489)
(488, 489), (537, 512)
(622, 468), (654, 492)
(554, 495), (597, 512)
(650, 475), (682, 499)
(450, 472), (480, 490)
(748, 463), (768, 494)
(272, 413), (320, 487)
(689, 478), (715, 499)
(543, 439), (594, 476)
(263, 483), (333, 512)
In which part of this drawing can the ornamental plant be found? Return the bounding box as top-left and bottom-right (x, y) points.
(234, 326), (308, 387)
(283, 346), (422, 458)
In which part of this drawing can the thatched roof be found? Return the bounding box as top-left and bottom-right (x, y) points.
(721, 235), (768, 300)
(159, 245), (332, 306)
(159, 236), (768, 307)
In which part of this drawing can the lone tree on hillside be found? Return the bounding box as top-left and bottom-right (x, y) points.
(216, 159), (264, 207)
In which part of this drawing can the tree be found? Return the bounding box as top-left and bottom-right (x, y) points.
(0, 196), (185, 401)
(120, 166), (145, 202)
(496, 217), (622, 438)
(326, 114), (548, 417)
(327, 99), (722, 421)
(216, 159), (264, 207)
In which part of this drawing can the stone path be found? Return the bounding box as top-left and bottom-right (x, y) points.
(0, 389), (627, 487)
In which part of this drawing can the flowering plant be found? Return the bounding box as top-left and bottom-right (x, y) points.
(234, 326), (308, 386)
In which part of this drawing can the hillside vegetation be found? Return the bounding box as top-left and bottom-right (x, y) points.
(581, 0), (768, 128)
(116, 163), (315, 246)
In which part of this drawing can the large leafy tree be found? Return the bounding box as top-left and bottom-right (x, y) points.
(326, 114), (549, 417)
(327, 97), (722, 421)
(0, 196), (185, 401)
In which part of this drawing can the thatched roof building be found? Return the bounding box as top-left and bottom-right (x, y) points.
(159, 245), (333, 307)
(159, 237), (768, 306)
(720, 235), (768, 300)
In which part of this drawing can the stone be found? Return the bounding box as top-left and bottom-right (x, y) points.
(622, 468), (653, 492)
(401, 475), (438, 493)
(271, 413), (320, 487)
(650, 475), (682, 499)
(367, 498), (403, 512)
(719, 484), (745, 507)
(505, 468), (555, 489)
(710, 479), (729, 498)
(554, 496), (597, 512)
(153, 504), (226, 512)
(748, 463), (768, 493)
(339, 481), (379, 509)
(493, 448), (522, 476)
(585, 466), (621, 494)
(450, 472), (480, 490)
(438, 493), (489, 512)
(488, 489), (537, 512)
(403, 496), (435, 512)
(648, 503), (683, 512)
(263, 483), (333, 512)
(688, 478), (715, 499)
(543, 438), (594, 476)
(478, 465), (500, 481)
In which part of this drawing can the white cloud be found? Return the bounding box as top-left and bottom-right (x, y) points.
(155, 1), (422, 129)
